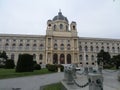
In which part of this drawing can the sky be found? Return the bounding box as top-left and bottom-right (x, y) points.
(0, 0), (120, 39)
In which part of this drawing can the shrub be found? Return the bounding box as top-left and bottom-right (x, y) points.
(0, 64), (5, 68)
(103, 64), (113, 69)
(34, 64), (41, 70)
(33, 61), (37, 65)
(60, 65), (64, 72)
(16, 54), (33, 72)
(46, 64), (50, 68)
(56, 64), (64, 72)
(5, 59), (15, 69)
(118, 71), (120, 81)
(47, 64), (57, 72)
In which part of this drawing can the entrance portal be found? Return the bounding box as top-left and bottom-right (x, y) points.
(60, 54), (65, 64)
(53, 54), (58, 64)
(67, 54), (71, 64)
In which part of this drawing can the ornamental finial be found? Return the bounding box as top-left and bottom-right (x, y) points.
(59, 9), (61, 12)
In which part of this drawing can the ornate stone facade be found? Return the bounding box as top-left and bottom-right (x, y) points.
(0, 11), (120, 66)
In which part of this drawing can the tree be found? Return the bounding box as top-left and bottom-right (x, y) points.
(97, 50), (111, 66)
(5, 59), (15, 69)
(111, 55), (120, 69)
(0, 51), (8, 68)
(0, 51), (8, 60)
(16, 54), (33, 72)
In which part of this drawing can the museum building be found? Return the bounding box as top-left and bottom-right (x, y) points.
(0, 11), (120, 66)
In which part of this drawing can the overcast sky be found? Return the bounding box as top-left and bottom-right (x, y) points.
(0, 0), (120, 39)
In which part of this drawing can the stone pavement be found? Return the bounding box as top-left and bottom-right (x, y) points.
(62, 70), (120, 90)
(0, 73), (64, 90)
(0, 70), (120, 90)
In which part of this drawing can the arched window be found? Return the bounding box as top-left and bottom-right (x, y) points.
(96, 46), (99, 52)
(91, 55), (94, 61)
(40, 44), (44, 50)
(101, 46), (104, 50)
(19, 43), (23, 50)
(60, 54), (65, 64)
(90, 46), (93, 51)
(86, 55), (88, 60)
(53, 25), (56, 31)
(60, 44), (64, 50)
(5, 43), (9, 50)
(12, 43), (16, 50)
(33, 54), (36, 61)
(73, 25), (75, 30)
(92, 63), (94, 65)
(39, 54), (43, 60)
(33, 44), (36, 47)
(79, 55), (82, 61)
(60, 24), (63, 29)
(67, 54), (71, 64)
(54, 43), (58, 50)
(107, 46), (109, 52)
(79, 46), (82, 51)
(112, 47), (115, 53)
(11, 53), (14, 60)
(67, 44), (70, 50)
(26, 44), (30, 50)
(33, 44), (37, 50)
(66, 25), (68, 31)
(48, 24), (51, 27)
(5, 43), (9, 46)
(85, 46), (88, 52)
(118, 47), (120, 53)
(53, 53), (58, 64)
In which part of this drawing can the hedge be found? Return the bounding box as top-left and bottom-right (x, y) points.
(5, 59), (15, 69)
(46, 64), (64, 72)
(16, 54), (33, 72)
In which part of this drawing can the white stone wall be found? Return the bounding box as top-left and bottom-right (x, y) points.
(1, 34), (120, 66)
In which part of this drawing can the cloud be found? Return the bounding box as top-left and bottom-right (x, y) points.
(0, 0), (120, 39)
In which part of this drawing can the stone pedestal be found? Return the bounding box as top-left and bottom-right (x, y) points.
(84, 67), (88, 75)
(89, 67), (93, 73)
(61, 80), (83, 90)
(88, 73), (103, 90)
(58, 67), (61, 72)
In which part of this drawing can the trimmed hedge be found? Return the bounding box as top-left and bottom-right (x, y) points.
(59, 65), (64, 72)
(46, 64), (50, 68)
(34, 64), (41, 70)
(46, 64), (64, 72)
(0, 65), (5, 68)
(16, 54), (33, 72)
(5, 59), (15, 69)
(47, 64), (57, 72)
(103, 64), (113, 69)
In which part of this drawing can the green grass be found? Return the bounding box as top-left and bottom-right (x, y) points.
(0, 68), (53, 79)
(43, 83), (62, 90)
(103, 66), (117, 70)
(108, 66), (116, 70)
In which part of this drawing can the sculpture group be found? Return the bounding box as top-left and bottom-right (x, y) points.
(63, 64), (103, 90)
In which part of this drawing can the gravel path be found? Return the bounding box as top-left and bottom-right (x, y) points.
(0, 70), (120, 90)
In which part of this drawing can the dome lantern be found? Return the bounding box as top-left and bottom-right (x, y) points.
(53, 11), (68, 23)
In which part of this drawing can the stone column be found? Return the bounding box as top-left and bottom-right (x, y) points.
(51, 53), (53, 64)
(46, 52), (48, 64)
(65, 53), (67, 64)
(72, 52), (74, 63)
(58, 54), (60, 64)
(77, 53), (79, 64)
(36, 54), (39, 64)
(88, 73), (103, 90)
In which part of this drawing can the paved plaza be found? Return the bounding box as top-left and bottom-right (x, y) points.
(0, 70), (120, 90)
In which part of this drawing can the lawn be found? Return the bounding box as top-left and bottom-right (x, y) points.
(42, 83), (63, 90)
(0, 68), (53, 79)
